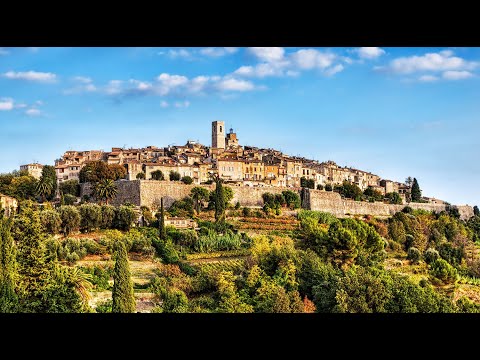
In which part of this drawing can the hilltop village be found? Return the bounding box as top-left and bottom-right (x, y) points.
(21, 120), (425, 204)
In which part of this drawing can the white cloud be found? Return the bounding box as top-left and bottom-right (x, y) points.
(166, 49), (191, 59)
(3, 70), (57, 82)
(0, 98), (14, 111)
(104, 80), (123, 95)
(418, 75), (438, 82)
(73, 76), (93, 83)
(215, 78), (255, 91)
(442, 70), (473, 80)
(200, 47), (238, 57)
(25, 108), (41, 116)
(324, 64), (344, 76)
(174, 101), (190, 108)
(248, 47), (285, 62)
(0, 48), (10, 56)
(292, 49), (336, 70)
(386, 51), (476, 74)
(356, 47), (385, 59)
(28, 47), (40, 53)
(160, 101), (169, 108)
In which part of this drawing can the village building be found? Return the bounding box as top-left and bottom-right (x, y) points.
(0, 194), (18, 217)
(20, 163), (44, 179)
(164, 217), (198, 229)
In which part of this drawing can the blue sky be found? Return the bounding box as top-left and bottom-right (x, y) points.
(1, 47), (479, 206)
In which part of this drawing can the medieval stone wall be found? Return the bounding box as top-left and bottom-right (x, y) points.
(80, 181), (474, 220)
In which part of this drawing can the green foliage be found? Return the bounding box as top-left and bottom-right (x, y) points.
(242, 207), (251, 217)
(325, 183), (333, 191)
(59, 180), (80, 197)
(40, 165), (57, 201)
(388, 219), (406, 244)
(93, 178), (118, 205)
(334, 181), (363, 201)
(216, 271), (253, 313)
(298, 210), (338, 225)
(300, 177), (315, 189)
(429, 258), (457, 284)
(36, 177), (53, 202)
(193, 230), (245, 253)
(0, 217), (18, 312)
(438, 242), (463, 267)
(63, 193), (77, 205)
(39, 209), (62, 234)
(168, 196), (194, 218)
(363, 186), (384, 202)
(181, 176), (193, 185)
(80, 264), (114, 291)
(169, 171), (181, 181)
(282, 190), (301, 209)
(100, 205), (116, 229)
(58, 205), (81, 236)
(316, 184), (324, 190)
(79, 161), (126, 183)
(136, 172), (146, 180)
(235, 201), (241, 210)
(153, 239), (180, 264)
(214, 176), (226, 223)
(115, 205), (136, 231)
(150, 170), (164, 180)
(386, 192), (402, 204)
(424, 248), (440, 264)
(159, 198), (166, 240)
(411, 178), (422, 202)
(79, 203), (102, 232)
(190, 186), (210, 214)
(407, 247), (421, 264)
(95, 299), (112, 313)
(474, 206), (480, 216)
(112, 241), (136, 313)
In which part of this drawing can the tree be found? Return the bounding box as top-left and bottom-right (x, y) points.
(59, 180), (80, 197)
(58, 205), (81, 236)
(429, 258), (457, 284)
(363, 186), (383, 202)
(212, 174), (225, 223)
(79, 161), (126, 183)
(10, 175), (38, 201)
(405, 177), (413, 187)
(181, 176), (193, 185)
(316, 184), (324, 190)
(41, 165), (57, 201)
(115, 205), (136, 231)
(411, 178), (422, 202)
(36, 178), (53, 203)
(94, 178), (117, 205)
(14, 207), (51, 312)
(335, 181), (363, 201)
(0, 217), (18, 312)
(150, 170), (164, 181)
(136, 172), (146, 180)
(190, 187), (210, 214)
(169, 171), (181, 181)
(386, 192), (402, 205)
(79, 204), (102, 232)
(159, 197), (166, 240)
(39, 209), (62, 234)
(282, 190), (301, 209)
(111, 240), (136, 313)
(300, 177), (315, 189)
(101, 205), (116, 229)
(474, 206), (480, 216)
(108, 164), (127, 181)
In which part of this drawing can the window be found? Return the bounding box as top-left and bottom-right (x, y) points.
(220, 126), (222, 132)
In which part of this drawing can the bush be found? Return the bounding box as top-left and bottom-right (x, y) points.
(235, 201), (241, 210)
(101, 205), (116, 229)
(136, 172), (146, 180)
(402, 206), (414, 214)
(63, 194), (77, 205)
(242, 207), (251, 217)
(325, 184), (333, 191)
(79, 203), (102, 232)
(282, 190), (301, 209)
(115, 205), (137, 231)
(430, 258), (457, 284)
(407, 247), (421, 263)
(181, 176), (193, 185)
(58, 205), (81, 236)
(153, 239), (180, 264)
(316, 184), (324, 190)
(40, 209), (62, 234)
(169, 171), (181, 181)
(424, 248), (440, 264)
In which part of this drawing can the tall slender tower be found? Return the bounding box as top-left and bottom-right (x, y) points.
(212, 120), (225, 149)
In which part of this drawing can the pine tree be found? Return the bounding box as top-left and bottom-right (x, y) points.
(159, 197), (166, 240)
(112, 240), (135, 313)
(411, 178), (422, 202)
(0, 217), (18, 312)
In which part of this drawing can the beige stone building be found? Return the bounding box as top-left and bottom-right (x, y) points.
(20, 163), (44, 179)
(243, 159), (264, 182)
(164, 217), (198, 229)
(218, 159), (243, 182)
(264, 164), (279, 185)
(0, 194), (18, 217)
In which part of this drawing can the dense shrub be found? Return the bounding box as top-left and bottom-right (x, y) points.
(429, 258), (457, 284)
(40, 209), (62, 234)
(63, 194), (77, 205)
(407, 247), (421, 263)
(59, 180), (80, 197)
(101, 205), (116, 229)
(79, 203), (102, 232)
(424, 248), (440, 264)
(282, 190), (301, 209)
(181, 176), (193, 185)
(242, 207), (251, 217)
(58, 205), (81, 236)
(115, 205), (137, 231)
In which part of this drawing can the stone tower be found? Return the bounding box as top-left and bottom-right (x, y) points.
(212, 120), (225, 149)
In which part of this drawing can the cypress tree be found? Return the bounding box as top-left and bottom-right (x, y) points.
(411, 178), (422, 202)
(0, 217), (18, 312)
(159, 197), (166, 240)
(14, 207), (51, 312)
(214, 177), (225, 223)
(112, 240), (135, 313)
(474, 206), (479, 216)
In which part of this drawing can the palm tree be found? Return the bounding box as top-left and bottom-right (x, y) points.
(36, 178), (53, 202)
(190, 186), (210, 214)
(68, 267), (93, 310)
(94, 179), (118, 205)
